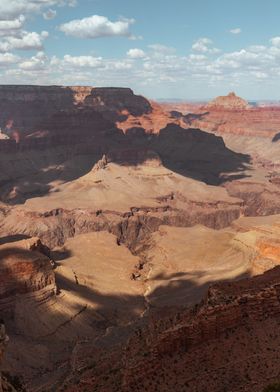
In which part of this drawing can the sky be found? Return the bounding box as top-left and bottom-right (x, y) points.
(1, 0), (280, 99)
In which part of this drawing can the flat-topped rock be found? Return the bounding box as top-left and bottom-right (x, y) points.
(206, 92), (250, 110)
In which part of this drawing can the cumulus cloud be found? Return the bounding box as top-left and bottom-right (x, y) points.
(60, 54), (103, 68)
(59, 15), (135, 39)
(229, 28), (242, 34)
(127, 48), (145, 59)
(43, 9), (57, 20)
(0, 52), (19, 66)
(0, 15), (25, 31)
(0, 31), (49, 51)
(270, 36), (280, 47)
(192, 38), (220, 53)
(0, 0), (76, 19)
(19, 51), (47, 71)
(3, 33), (280, 98)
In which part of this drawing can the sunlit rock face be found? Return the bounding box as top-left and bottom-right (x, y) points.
(205, 92), (250, 111)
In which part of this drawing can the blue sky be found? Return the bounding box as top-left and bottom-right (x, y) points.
(1, 0), (280, 99)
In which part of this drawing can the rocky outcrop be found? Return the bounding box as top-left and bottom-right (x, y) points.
(59, 266), (280, 392)
(84, 87), (152, 120)
(225, 180), (280, 216)
(0, 237), (56, 319)
(0, 85), (151, 144)
(0, 202), (242, 251)
(205, 92), (250, 111)
(187, 106), (280, 139)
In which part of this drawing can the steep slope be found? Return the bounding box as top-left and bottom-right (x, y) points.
(60, 265), (280, 392)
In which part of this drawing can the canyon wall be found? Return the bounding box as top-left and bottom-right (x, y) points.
(0, 237), (56, 322)
(0, 86), (151, 138)
(60, 266), (280, 392)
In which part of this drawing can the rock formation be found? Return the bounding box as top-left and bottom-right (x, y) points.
(59, 266), (280, 392)
(0, 237), (55, 303)
(84, 87), (152, 120)
(0, 85), (151, 140)
(205, 91), (250, 110)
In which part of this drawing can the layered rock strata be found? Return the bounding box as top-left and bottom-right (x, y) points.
(0, 238), (56, 319)
(205, 92), (250, 110)
(60, 266), (280, 392)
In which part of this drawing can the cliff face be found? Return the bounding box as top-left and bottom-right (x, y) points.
(0, 237), (56, 325)
(84, 87), (152, 119)
(0, 238), (55, 301)
(0, 86), (75, 136)
(0, 86), (151, 141)
(60, 266), (280, 392)
(188, 106), (280, 139)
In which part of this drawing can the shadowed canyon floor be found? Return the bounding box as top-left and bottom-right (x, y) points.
(2, 87), (280, 391)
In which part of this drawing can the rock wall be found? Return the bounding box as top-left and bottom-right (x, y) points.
(186, 105), (280, 139)
(84, 87), (152, 118)
(0, 202), (242, 250)
(60, 266), (280, 392)
(0, 238), (56, 319)
(0, 85), (151, 139)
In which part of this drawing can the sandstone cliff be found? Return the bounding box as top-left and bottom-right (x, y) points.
(60, 266), (280, 392)
(0, 86), (151, 141)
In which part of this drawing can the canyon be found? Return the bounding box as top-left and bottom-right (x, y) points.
(1, 86), (280, 391)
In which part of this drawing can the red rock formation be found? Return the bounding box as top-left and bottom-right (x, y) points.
(0, 238), (56, 318)
(0, 86), (152, 143)
(205, 91), (250, 110)
(60, 266), (280, 392)
(0, 200), (242, 250)
(84, 87), (152, 120)
(188, 106), (280, 138)
(117, 101), (185, 134)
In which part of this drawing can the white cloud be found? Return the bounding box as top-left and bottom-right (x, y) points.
(19, 51), (47, 70)
(250, 71), (268, 79)
(2, 34), (280, 99)
(0, 0), (76, 19)
(148, 44), (176, 54)
(107, 60), (132, 70)
(0, 15), (25, 31)
(192, 38), (220, 53)
(127, 48), (145, 59)
(270, 36), (280, 47)
(188, 54), (207, 62)
(59, 15), (135, 39)
(229, 28), (242, 34)
(0, 31), (49, 51)
(0, 52), (19, 66)
(61, 54), (103, 68)
(43, 9), (57, 20)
